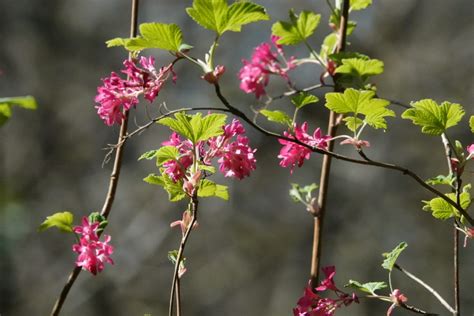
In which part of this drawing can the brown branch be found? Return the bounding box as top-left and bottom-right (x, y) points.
(310, 0), (350, 287)
(212, 82), (474, 227)
(169, 196), (198, 316)
(394, 263), (455, 314)
(49, 1), (139, 315)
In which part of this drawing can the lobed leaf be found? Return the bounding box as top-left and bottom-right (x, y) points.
(272, 10), (321, 45)
(325, 88), (394, 130)
(260, 110), (292, 127)
(350, 0), (372, 11)
(155, 146), (180, 166)
(186, 0), (268, 35)
(193, 113), (227, 142)
(289, 183), (318, 204)
(346, 280), (387, 295)
(38, 211), (74, 233)
(158, 112), (195, 142)
(197, 179), (229, 200)
(335, 58), (384, 78)
(401, 99), (465, 135)
(291, 92), (319, 109)
(138, 150), (160, 161)
(382, 242), (408, 272)
(422, 188), (471, 220)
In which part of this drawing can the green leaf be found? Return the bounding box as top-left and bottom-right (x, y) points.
(38, 211), (74, 233)
(159, 112), (227, 144)
(272, 10), (321, 45)
(291, 92), (319, 109)
(198, 179), (218, 197)
(320, 33), (337, 61)
(0, 96), (37, 127)
(382, 242), (408, 272)
(260, 110), (292, 126)
(325, 89), (394, 130)
(422, 188), (471, 220)
(328, 52), (369, 64)
(126, 23), (183, 52)
(0, 96), (37, 109)
(138, 150), (159, 161)
(469, 116), (474, 133)
(346, 280), (387, 295)
(426, 174), (455, 187)
(193, 113), (226, 142)
(289, 183), (318, 204)
(155, 146), (180, 166)
(168, 249), (186, 271)
(401, 99), (465, 135)
(223, 1), (269, 33)
(0, 104), (12, 126)
(350, 0), (372, 11)
(186, 0), (268, 35)
(214, 184), (229, 200)
(106, 37), (128, 48)
(335, 58), (384, 78)
(197, 179), (229, 200)
(162, 174), (186, 202)
(159, 112), (195, 142)
(343, 117), (363, 132)
(198, 163), (216, 174)
(143, 173), (165, 186)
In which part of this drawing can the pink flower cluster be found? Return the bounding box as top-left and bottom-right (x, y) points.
(293, 267), (358, 316)
(278, 122), (331, 173)
(95, 56), (175, 126)
(239, 36), (296, 98)
(72, 217), (114, 275)
(161, 119), (256, 187)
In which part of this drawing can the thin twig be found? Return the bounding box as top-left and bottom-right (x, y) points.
(169, 196), (198, 316)
(394, 263), (456, 314)
(175, 277), (181, 316)
(212, 82), (474, 227)
(50, 1), (139, 315)
(399, 302), (439, 315)
(102, 107), (232, 163)
(441, 133), (461, 316)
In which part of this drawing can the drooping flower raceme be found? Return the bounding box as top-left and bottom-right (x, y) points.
(95, 56), (175, 126)
(293, 266), (358, 316)
(161, 119), (257, 184)
(238, 36), (296, 98)
(72, 217), (114, 275)
(278, 122), (331, 173)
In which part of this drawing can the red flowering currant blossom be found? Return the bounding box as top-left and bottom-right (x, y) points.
(161, 119), (256, 182)
(293, 266), (358, 316)
(72, 217), (114, 275)
(95, 56), (175, 126)
(238, 36), (296, 98)
(278, 122), (331, 173)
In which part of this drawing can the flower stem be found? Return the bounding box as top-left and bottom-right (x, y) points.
(49, 1), (139, 315)
(169, 195), (198, 316)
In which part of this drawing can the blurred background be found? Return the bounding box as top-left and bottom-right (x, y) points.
(1, 0), (473, 315)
